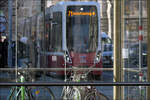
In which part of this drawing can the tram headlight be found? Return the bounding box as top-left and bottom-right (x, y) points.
(66, 55), (70, 62)
(96, 56), (99, 61)
(64, 52), (72, 63)
(94, 51), (101, 63)
(95, 55), (100, 63)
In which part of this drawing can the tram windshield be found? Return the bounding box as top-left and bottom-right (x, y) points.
(66, 6), (98, 53)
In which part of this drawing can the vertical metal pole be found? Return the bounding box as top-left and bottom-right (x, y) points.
(113, 0), (121, 100)
(15, 0), (18, 82)
(8, 0), (13, 67)
(139, 0), (143, 74)
(138, 0), (143, 97)
(147, 0), (150, 99)
(15, 1), (18, 100)
(121, 0), (125, 99)
(43, 0), (46, 81)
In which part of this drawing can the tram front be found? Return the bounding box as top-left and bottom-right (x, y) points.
(66, 4), (102, 75)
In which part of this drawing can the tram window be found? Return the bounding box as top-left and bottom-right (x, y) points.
(49, 12), (62, 52)
(45, 14), (51, 51)
(38, 14), (44, 51)
(66, 6), (98, 53)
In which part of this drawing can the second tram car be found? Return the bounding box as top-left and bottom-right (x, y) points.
(18, 1), (102, 76)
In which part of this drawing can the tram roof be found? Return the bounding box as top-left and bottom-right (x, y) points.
(56, 1), (99, 6)
(45, 1), (100, 14)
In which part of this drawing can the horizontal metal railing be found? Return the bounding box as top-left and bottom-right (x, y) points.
(0, 68), (114, 71)
(0, 82), (150, 86)
(0, 67), (147, 72)
(123, 67), (147, 72)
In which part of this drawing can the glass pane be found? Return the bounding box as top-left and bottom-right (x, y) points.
(0, 0), (149, 100)
(123, 0), (148, 99)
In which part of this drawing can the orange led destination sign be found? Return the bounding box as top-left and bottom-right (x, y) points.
(68, 11), (95, 16)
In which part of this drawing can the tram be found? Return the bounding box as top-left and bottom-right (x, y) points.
(18, 1), (102, 76)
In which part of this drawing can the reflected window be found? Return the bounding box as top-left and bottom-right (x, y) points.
(48, 12), (62, 52)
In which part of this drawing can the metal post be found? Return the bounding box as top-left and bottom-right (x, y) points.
(138, 0), (143, 75)
(15, 0), (18, 82)
(147, 0), (150, 99)
(113, 0), (121, 100)
(138, 0), (143, 97)
(121, 0), (125, 99)
(8, 0), (13, 67)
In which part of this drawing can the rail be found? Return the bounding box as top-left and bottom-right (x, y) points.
(0, 82), (150, 86)
(0, 67), (147, 72)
